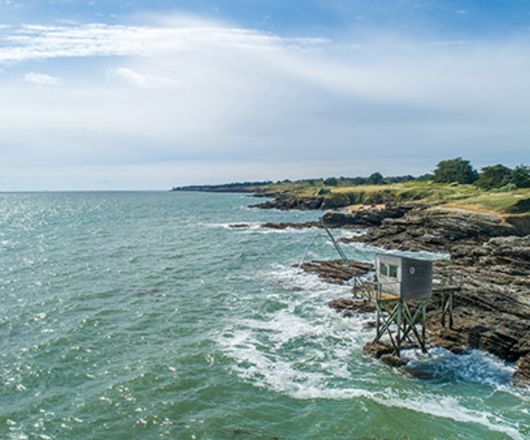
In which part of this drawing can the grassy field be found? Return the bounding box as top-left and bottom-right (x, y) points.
(259, 181), (530, 214)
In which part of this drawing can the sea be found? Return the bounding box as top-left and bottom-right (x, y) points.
(0, 191), (528, 439)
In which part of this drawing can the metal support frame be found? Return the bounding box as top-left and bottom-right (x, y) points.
(321, 223), (363, 298)
(374, 298), (428, 356)
(441, 289), (454, 329)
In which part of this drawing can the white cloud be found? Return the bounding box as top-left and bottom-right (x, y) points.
(109, 67), (182, 88)
(0, 18), (529, 189)
(23, 72), (61, 85)
(0, 22), (328, 62)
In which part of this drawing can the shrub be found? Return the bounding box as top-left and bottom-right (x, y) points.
(433, 158), (478, 184)
(367, 172), (384, 185)
(323, 177), (338, 186)
(503, 165), (530, 188)
(476, 164), (512, 190)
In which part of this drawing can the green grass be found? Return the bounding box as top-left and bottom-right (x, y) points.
(449, 189), (530, 213)
(258, 180), (530, 214)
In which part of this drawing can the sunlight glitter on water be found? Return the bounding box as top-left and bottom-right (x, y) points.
(1, 192), (528, 440)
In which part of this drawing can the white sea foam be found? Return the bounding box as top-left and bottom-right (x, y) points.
(404, 347), (516, 386)
(218, 264), (526, 439)
(371, 393), (526, 440)
(199, 222), (320, 234)
(338, 229), (367, 239)
(198, 222), (261, 230)
(201, 221), (371, 238)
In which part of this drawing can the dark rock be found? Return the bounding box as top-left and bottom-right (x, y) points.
(345, 208), (518, 252)
(428, 327), (468, 354)
(261, 221), (320, 230)
(289, 201), (530, 384)
(402, 364), (437, 380)
(514, 353), (530, 385)
(363, 341), (394, 358)
(320, 194), (351, 210)
(250, 193), (325, 210)
(229, 223), (250, 228)
(505, 213), (530, 235)
(381, 354), (408, 367)
(323, 206), (414, 228)
(328, 298), (376, 314)
(297, 259), (373, 284)
(252, 191), (277, 198)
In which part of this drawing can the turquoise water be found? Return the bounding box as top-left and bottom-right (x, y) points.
(0, 192), (528, 440)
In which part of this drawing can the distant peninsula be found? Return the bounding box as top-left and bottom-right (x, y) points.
(173, 158), (530, 218)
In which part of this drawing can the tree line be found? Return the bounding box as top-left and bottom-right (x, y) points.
(431, 158), (529, 189)
(173, 159), (529, 192)
(316, 158), (529, 190)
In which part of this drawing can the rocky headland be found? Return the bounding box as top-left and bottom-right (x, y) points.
(250, 194), (530, 384)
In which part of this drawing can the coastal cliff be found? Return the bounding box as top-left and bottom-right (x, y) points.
(241, 190), (530, 384)
(179, 179), (530, 383)
(296, 206), (530, 384)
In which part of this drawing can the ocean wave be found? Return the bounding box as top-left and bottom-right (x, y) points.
(200, 222), (322, 234)
(218, 264), (526, 440)
(403, 347), (515, 386)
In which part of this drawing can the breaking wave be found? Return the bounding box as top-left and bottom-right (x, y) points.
(219, 265), (527, 440)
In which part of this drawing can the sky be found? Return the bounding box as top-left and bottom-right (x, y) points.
(0, 1), (529, 190)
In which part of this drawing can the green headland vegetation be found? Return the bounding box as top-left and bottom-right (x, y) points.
(173, 158), (530, 215)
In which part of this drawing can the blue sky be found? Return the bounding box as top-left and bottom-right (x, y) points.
(0, 1), (529, 190)
(3, 1), (530, 37)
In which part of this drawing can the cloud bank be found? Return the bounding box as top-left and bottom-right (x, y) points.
(0, 23), (328, 62)
(23, 71), (61, 85)
(0, 18), (529, 190)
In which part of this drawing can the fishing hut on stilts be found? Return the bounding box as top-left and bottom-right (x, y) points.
(372, 254), (431, 355)
(319, 225), (457, 357)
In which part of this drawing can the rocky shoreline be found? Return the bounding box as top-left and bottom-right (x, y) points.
(247, 194), (530, 385)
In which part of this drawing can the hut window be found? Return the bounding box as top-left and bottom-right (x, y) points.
(389, 264), (398, 278)
(380, 263), (388, 276)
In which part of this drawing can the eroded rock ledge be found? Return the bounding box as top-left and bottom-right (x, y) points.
(341, 208), (519, 252)
(297, 212), (530, 385)
(240, 194), (530, 382)
(296, 259), (373, 284)
(230, 204), (418, 231)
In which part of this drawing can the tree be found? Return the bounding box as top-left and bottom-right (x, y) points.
(367, 172), (384, 185)
(324, 177), (338, 186)
(352, 177), (367, 185)
(433, 158), (478, 184)
(503, 165), (530, 188)
(385, 175), (415, 183)
(416, 173), (434, 182)
(476, 164), (512, 190)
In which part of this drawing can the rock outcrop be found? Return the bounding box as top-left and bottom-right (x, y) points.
(261, 221), (320, 230)
(228, 221), (320, 230)
(321, 205), (414, 228)
(514, 354), (530, 385)
(247, 204), (416, 231)
(296, 259), (373, 284)
(328, 298), (377, 316)
(343, 208), (518, 252)
(296, 210), (530, 385)
(249, 193), (326, 210)
(244, 189), (530, 383)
